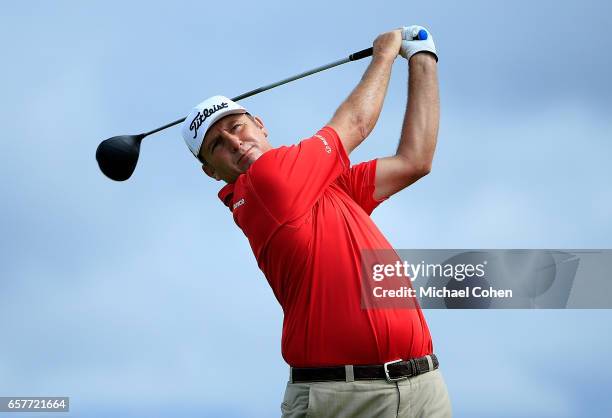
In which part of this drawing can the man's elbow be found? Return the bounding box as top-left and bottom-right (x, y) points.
(418, 162), (432, 177)
(397, 156), (432, 182)
(408, 163), (431, 182)
(353, 114), (375, 143)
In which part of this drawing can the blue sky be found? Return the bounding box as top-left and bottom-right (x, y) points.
(1, 1), (611, 417)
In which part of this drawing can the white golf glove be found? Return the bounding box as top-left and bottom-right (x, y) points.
(399, 25), (438, 62)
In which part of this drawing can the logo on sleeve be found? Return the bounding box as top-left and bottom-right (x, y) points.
(314, 134), (332, 154)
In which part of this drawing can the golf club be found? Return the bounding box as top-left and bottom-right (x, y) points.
(96, 47), (374, 181)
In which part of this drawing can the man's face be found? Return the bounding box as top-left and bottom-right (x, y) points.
(198, 113), (272, 183)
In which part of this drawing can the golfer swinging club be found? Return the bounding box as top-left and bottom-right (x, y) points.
(181, 26), (451, 418)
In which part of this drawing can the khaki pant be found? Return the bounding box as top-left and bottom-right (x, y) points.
(281, 369), (451, 418)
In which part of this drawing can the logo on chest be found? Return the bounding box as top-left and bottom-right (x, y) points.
(232, 198), (246, 211)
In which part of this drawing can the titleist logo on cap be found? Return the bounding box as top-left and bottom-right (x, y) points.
(189, 102), (229, 139)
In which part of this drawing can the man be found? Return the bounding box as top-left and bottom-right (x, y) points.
(181, 26), (451, 418)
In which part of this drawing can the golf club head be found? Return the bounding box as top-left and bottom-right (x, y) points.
(96, 134), (144, 181)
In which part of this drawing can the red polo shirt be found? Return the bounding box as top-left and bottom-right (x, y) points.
(218, 126), (432, 367)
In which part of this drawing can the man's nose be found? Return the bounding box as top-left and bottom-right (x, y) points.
(222, 131), (242, 152)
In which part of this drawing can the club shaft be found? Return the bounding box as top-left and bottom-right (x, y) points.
(142, 47), (373, 137)
(232, 56), (351, 102)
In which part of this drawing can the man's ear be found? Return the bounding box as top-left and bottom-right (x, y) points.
(253, 115), (269, 138)
(201, 163), (220, 181)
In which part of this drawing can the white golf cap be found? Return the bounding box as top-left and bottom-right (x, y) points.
(181, 95), (247, 159)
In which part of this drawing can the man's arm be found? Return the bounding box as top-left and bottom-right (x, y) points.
(327, 30), (401, 155)
(373, 50), (439, 201)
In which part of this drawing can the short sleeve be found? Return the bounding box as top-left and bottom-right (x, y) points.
(248, 126), (350, 223)
(334, 159), (388, 215)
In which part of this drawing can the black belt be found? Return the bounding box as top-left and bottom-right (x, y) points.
(290, 354), (439, 383)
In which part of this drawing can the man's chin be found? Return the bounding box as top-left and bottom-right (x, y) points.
(239, 153), (262, 172)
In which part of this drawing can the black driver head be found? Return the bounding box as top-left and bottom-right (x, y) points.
(96, 134), (145, 181)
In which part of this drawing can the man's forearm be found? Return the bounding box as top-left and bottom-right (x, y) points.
(329, 54), (395, 153)
(397, 53), (439, 170)
(336, 55), (394, 134)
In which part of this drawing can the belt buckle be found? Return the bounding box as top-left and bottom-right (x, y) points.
(383, 359), (409, 383)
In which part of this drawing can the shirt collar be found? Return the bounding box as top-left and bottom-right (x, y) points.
(218, 182), (235, 210)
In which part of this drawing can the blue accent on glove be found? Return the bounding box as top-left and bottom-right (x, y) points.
(417, 29), (428, 40)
